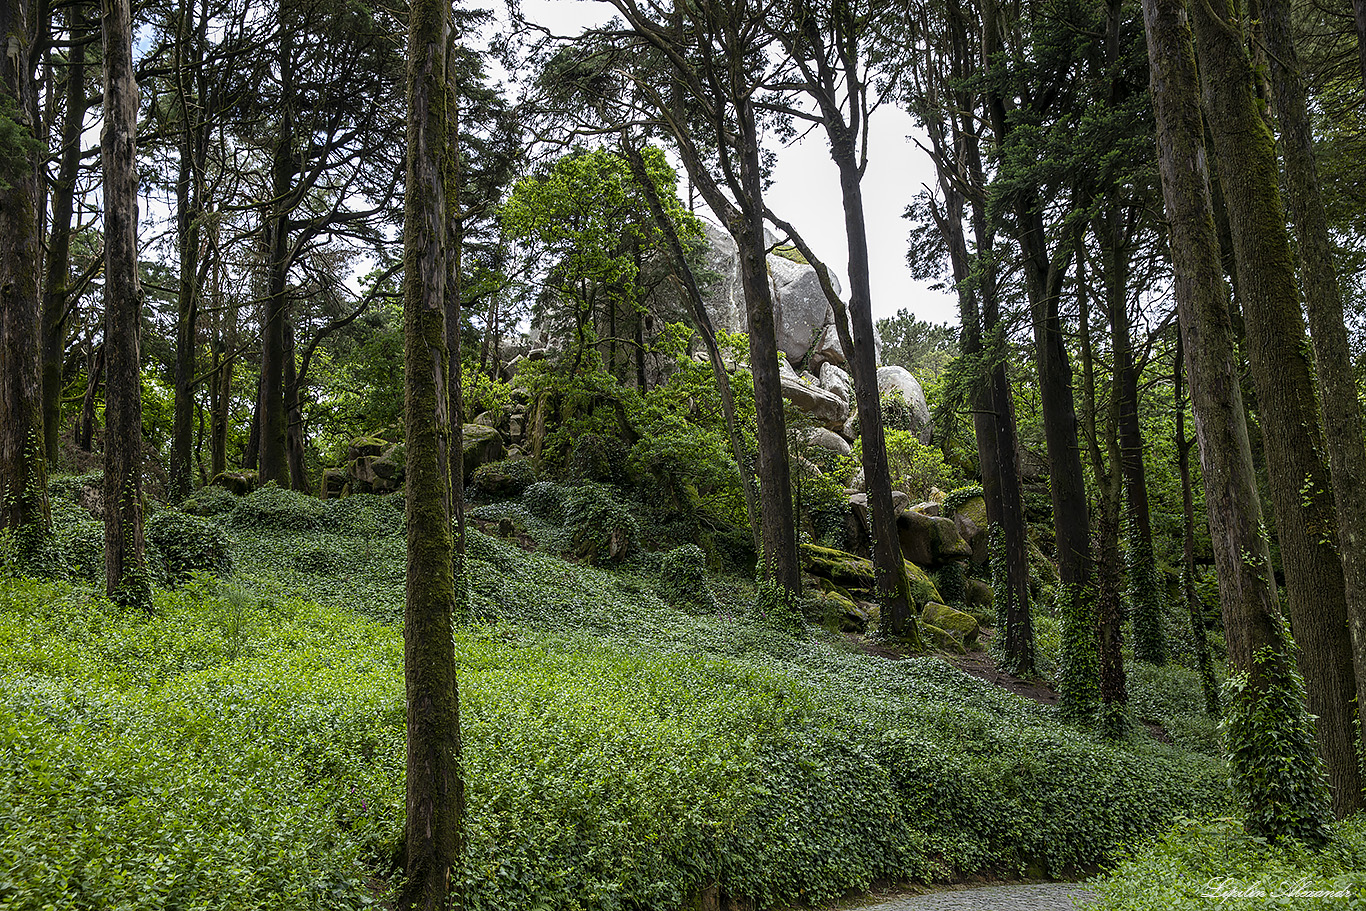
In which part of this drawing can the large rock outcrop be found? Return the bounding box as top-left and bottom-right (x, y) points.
(876, 366), (933, 443)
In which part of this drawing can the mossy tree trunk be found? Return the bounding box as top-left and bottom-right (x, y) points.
(101, 0), (149, 607)
(1173, 335), (1220, 717)
(1259, 0), (1366, 796)
(1140, 0), (1332, 840)
(1191, 0), (1364, 818)
(40, 0), (89, 466)
(0, 0), (49, 541)
(398, 0), (464, 903)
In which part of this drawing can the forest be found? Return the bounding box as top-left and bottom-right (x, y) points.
(1, 0), (1366, 907)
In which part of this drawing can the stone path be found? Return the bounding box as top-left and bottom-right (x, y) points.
(852, 883), (1097, 911)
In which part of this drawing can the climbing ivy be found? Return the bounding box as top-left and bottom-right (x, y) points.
(1056, 582), (1100, 723)
(1221, 644), (1333, 845)
(1126, 531), (1167, 665)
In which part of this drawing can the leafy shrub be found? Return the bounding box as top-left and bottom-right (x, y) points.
(1089, 816), (1366, 911)
(470, 458), (537, 498)
(145, 511), (232, 582)
(54, 520), (105, 582)
(227, 483), (326, 531)
(522, 480), (569, 525)
(884, 428), (953, 499)
(568, 432), (630, 485)
(658, 544), (712, 611)
(181, 484), (238, 517)
(323, 492), (405, 536)
(562, 484), (639, 565)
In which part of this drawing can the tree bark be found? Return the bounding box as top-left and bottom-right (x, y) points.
(1192, 0), (1364, 818)
(0, 0), (50, 539)
(101, 0), (148, 607)
(398, 0), (463, 902)
(1140, 0), (1332, 839)
(40, 0), (88, 465)
(258, 11), (294, 488)
(1174, 334), (1220, 716)
(1260, 0), (1366, 802)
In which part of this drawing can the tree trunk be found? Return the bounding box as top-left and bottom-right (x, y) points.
(1174, 335), (1220, 716)
(1260, 0), (1366, 800)
(1141, 0), (1332, 841)
(0, 0), (49, 540)
(209, 233), (235, 478)
(284, 321), (309, 493)
(258, 14), (294, 488)
(1192, 0), (1364, 818)
(1079, 254), (1127, 736)
(77, 344), (103, 452)
(101, 0), (148, 608)
(445, 67), (465, 579)
(398, 0), (463, 902)
(40, 0), (88, 465)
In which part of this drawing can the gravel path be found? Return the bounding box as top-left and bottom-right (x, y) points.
(853, 883), (1097, 911)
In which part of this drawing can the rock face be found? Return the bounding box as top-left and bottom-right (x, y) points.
(817, 362), (852, 406)
(770, 255), (835, 362)
(921, 601), (981, 651)
(876, 366), (933, 443)
(779, 359), (849, 429)
(797, 427), (852, 457)
(696, 219), (746, 337)
(461, 424), (506, 482)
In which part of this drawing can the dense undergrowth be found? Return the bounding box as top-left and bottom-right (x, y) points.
(0, 479), (1234, 910)
(1089, 815), (1366, 910)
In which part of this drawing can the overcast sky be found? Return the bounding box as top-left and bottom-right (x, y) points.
(514, 0), (962, 327)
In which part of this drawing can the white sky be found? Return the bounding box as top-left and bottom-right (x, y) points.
(514, 0), (962, 326)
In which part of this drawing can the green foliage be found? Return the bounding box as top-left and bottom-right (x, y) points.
(944, 484), (984, 516)
(935, 562), (967, 609)
(181, 485), (239, 517)
(1089, 816), (1366, 911)
(1127, 533), (1168, 665)
(562, 483), (639, 565)
(1057, 583), (1100, 723)
(470, 458), (537, 498)
(1126, 661), (1221, 756)
(877, 309), (959, 385)
(658, 544), (714, 612)
(568, 432), (630, 485)
(145, 512), (232, 583)
(228, 484), (327, 532)
(323, 493), (406, 537)
(1221, 647), (1333, 846)
(0, 96), (41, 192)
(462, 369), (515, 421)
(521, 480), (569, 525)
(884, 428), (954, 499)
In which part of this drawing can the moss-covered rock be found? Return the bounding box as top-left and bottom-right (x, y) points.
(921, 601), (980, 650)
(210, 470), (258, 497)
(897, 507), (973, 568)
(347, 436), (388, 460)
(801, 543), (877, 596)
(462, 424), (506, 482)
(470, 458), (537, 498)
(563, 485), (638, 566)
(921, 622), (967, 654)
(903, 558), (944, 609)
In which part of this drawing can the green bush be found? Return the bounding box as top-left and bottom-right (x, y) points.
(322, 493), (405, 536)
(470, 458), (537, 498)
(1089, 816), (1366, 911)
(521, 480), (569, 525)
(145, 511), (233, 582)
(181, 485), (238, 517)
(658, 543), (712, 611)
(568, 432), (631, 485)
(562, 484), (639, 565)
(884, 428), (953, 499)
(227, 484), (326, 532)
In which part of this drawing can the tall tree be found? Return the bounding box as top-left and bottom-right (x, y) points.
(398, 0), (463, 903)
(41, 1), (93, 466)
(0, 0), (50, 543)
(591, 0), (803, 601)
(1140, 0), (1332, 841)
(763, 0), (923, 644)
(101, 0), (149, 606)
(1191, 0), (1364, 817)
(1259, 0), (1366, 780)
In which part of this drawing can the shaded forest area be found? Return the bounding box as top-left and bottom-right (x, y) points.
(2, 0), (1366, 907)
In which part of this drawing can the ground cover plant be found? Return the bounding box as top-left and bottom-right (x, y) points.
(0, 495), (1234, 910)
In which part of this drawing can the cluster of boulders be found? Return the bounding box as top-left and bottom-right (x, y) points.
(802, 487), (993, 650)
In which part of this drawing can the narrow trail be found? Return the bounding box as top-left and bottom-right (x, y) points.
(846, 883), (1097, 911)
